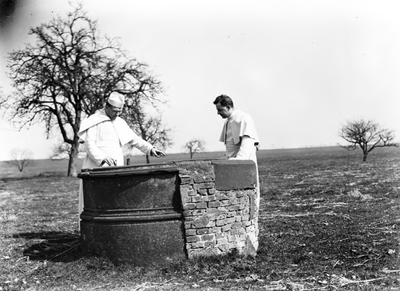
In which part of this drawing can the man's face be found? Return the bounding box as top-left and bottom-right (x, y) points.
(105, 104), (123, 120)
(215, 103), (232, 119)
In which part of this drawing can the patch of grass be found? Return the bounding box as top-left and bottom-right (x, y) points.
(1, 147), (399, 290)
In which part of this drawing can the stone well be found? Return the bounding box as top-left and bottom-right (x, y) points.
(78, 159), (259, 265)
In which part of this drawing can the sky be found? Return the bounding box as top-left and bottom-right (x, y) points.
(0, 0), (400, 160)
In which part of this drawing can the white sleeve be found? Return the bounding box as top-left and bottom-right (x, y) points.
(229, 135), (255, 160)
(129, 132), (154, 155)
(84, 126), (106, 166)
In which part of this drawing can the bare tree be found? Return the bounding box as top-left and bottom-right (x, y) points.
(183, 139), (206, 160)
(7, 149), (34, 172)
(339, 119), (398, 161)
(2, 3), (164, 177)
(50, 141), (85, 160)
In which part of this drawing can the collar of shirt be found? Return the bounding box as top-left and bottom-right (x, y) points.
(228, 108), (238, 121)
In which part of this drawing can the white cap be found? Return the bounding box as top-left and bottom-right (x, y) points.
(107, 92), (125, 107)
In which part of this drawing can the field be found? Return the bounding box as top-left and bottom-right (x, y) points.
(1, 146), (400, 290)
(0, 151), (227, 179)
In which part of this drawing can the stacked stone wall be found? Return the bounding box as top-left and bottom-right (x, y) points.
(176, 160), (258, 258)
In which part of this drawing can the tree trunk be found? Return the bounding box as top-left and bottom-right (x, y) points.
(67, 143), (79, 177)
(362, 151), (368, 162)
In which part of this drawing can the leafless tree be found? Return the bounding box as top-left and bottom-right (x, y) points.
(339, 119), (398, 161)
(50, 141), (85, 160)
(7, 149), (34, 172)
(183, 139), (206, 160)
(2, 3), (164, 177)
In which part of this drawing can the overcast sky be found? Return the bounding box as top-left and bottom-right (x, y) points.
(1, 0), (399, 160)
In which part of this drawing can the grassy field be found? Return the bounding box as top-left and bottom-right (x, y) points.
(1, 146), (399, 290)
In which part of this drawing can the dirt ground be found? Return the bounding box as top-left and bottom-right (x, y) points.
(1, 147), (399, 290)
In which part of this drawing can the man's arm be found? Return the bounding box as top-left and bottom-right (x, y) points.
(129, 133), (165, 157)
(230, 135), (256, 160)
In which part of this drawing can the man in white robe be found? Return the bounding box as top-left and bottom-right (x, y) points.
(77, 92), (165, 229)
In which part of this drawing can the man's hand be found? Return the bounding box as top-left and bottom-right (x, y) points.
(150, 148), (165, 158)
(100, 157), (117, 166)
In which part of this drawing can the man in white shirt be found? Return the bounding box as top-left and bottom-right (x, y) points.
(213, 95), (259, 162)
(214, 94), (261, 253)
(77, 92), (165, 228)
(213, 94), (260, 205)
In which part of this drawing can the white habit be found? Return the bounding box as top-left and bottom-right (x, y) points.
(77, 109), (154, 227)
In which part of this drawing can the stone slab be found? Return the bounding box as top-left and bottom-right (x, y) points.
(212, 160), (257, 191)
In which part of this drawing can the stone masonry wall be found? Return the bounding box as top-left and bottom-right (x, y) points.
(176, 160), (259, 258)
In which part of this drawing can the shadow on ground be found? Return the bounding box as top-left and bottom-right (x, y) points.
(13, 231), (84, 262)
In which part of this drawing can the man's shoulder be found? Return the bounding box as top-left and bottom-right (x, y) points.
(233, 109), (253, 121)
(85, 109), (105, 119)
(114, 116), (129, 126)
(79, 110), (109, 131)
